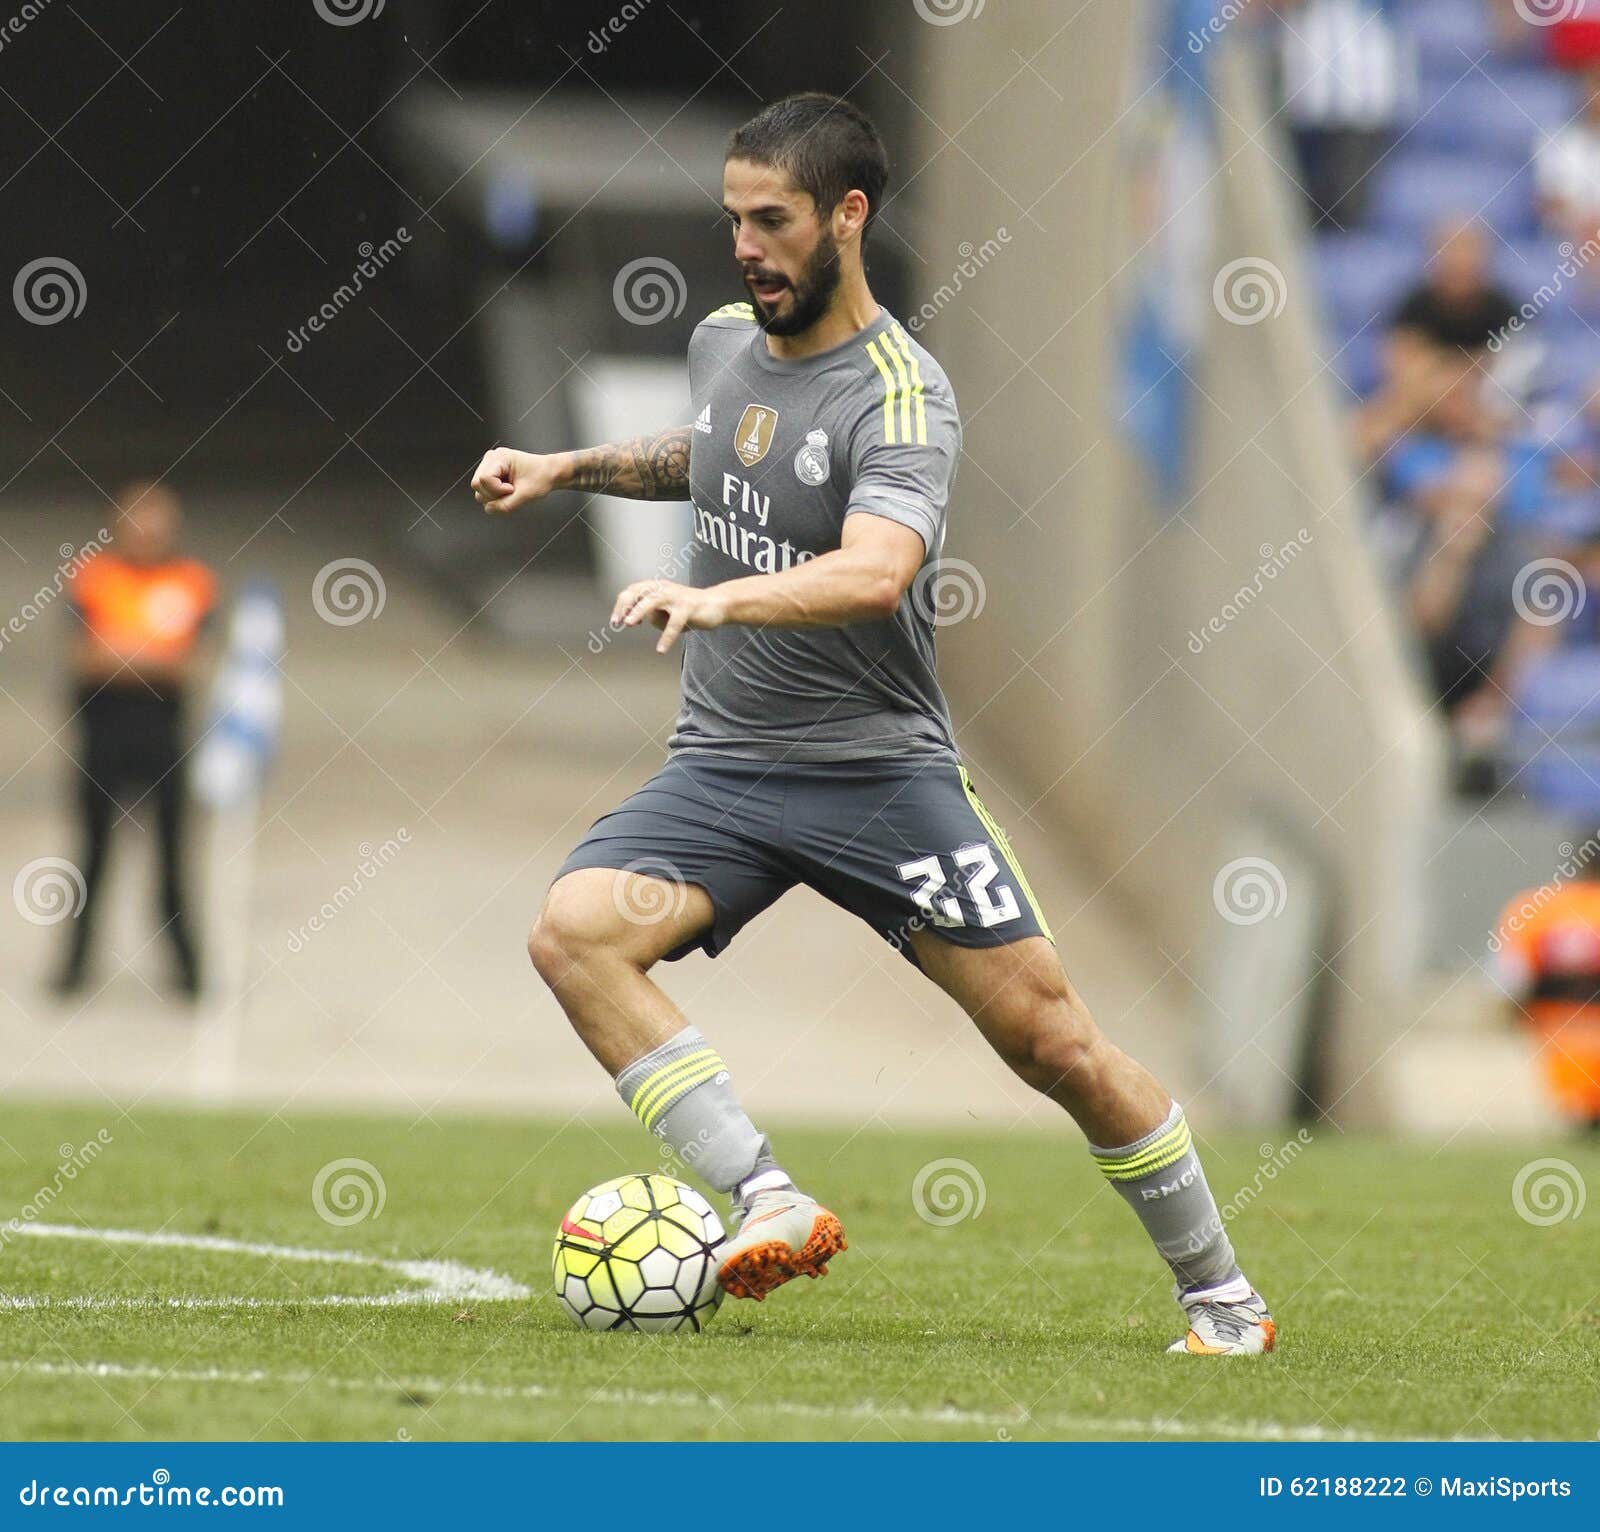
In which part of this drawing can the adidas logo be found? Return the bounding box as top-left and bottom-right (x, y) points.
(694, 404), (713, 434)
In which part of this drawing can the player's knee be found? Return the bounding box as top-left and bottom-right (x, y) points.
(1015, 995), (1106, 1100)
(527, 898), (608, 990)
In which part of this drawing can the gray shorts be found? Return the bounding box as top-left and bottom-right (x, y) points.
(554, 750), (1054, 966)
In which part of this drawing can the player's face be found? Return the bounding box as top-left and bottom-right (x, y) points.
(723, 157), (843, 338)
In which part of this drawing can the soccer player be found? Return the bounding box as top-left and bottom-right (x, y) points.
(472, 94), (1274, 1354)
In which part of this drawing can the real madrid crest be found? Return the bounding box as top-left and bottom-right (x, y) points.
(793, 429), (830, 486)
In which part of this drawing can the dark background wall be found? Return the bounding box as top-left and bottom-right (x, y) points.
(0, 0), (908, 502)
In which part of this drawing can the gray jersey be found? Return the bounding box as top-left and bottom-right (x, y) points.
(670, 302), (961, 763)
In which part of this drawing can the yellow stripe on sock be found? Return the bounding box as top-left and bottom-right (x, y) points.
(865, 337), (898, 443)
(887, 325), (927, 444)
(628, 1048), (720, 1122)
(1092, 1117), (1190, 1172)
(1099, 1134), (1193, 1181)
(630, 1049), (721, 1124)
(958, 765), (1053, 942)
(639, 1060), (726, 1131)
(1093, 1121), (1192, 1178)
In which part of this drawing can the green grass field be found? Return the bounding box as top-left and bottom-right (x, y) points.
(0, 1101), (1595, 1442)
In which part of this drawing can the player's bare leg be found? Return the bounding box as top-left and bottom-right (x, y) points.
(528, 868), (844, 1299)
(908, 930), (1275, 1355)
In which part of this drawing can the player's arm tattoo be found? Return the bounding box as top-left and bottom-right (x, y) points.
(566, 426), (693, 500)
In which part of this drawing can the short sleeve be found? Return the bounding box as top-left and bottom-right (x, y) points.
(845, 354), (960, 558)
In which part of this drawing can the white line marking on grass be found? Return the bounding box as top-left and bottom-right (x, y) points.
(1, 1357), (1396, 1441)
(0, 1222), (530, 1307)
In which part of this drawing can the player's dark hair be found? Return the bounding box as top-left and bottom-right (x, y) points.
(727, 93), (888, 239)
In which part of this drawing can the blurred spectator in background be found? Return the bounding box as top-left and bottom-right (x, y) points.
(1275, 0), (1415, 229)
(1536, 63), (1600, 254)
(1366, 370), (1557, 785)
(1390, 219), (1518, 355)
(1354, 220), (1518, 467)
(1493, 840), (1600, 1129)
(53, 483), (217, 999)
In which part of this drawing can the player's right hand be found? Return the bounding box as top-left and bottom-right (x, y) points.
(470, 448), (561, 514)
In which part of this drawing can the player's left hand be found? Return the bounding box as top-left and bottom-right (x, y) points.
(611, 579), (727, 654)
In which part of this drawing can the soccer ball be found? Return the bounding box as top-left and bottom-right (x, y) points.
(552, 1172), (726, 1332)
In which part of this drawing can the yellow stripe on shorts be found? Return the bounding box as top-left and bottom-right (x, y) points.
(958, 765), (1053, 943)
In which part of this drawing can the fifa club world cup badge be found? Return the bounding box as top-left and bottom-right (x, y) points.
(794, 429), (830, 486)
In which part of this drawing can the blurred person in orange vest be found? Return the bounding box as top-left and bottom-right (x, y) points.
(53, 482), (218, 998)
(1492, 838), (1600, 1129)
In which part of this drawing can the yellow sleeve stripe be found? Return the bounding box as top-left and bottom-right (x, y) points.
(886, 325), (928, 446)
(882, 331), (913, 443)
(703, 302), (756, 323)
(958, 765), (1053, 942)
(864, 336), (899, 444)
(864, 328), (929, 446)
(628, 1047), (723, 1123)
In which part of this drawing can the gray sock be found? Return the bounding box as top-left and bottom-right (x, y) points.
(1089, 1102), (1244, 1296)
(614, 1026), (780, 1195)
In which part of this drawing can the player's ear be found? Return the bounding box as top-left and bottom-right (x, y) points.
(835, 188), (870, 244)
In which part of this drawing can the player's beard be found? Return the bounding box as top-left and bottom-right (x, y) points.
(744, 229), (842, 338)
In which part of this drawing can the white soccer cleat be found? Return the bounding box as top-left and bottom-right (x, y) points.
(1167, 1287), (1276, 1355)
(715, 1186), (846, 1301)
